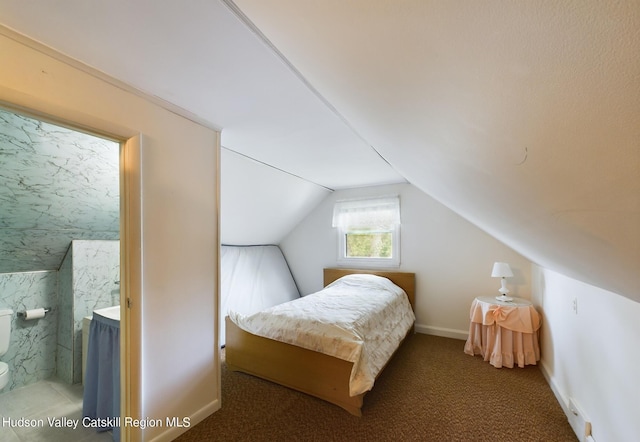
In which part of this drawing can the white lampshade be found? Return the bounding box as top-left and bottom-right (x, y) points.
(491, 262), (513, 278)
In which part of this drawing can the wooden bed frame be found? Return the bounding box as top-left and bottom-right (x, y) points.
(225, 268), (416, 416)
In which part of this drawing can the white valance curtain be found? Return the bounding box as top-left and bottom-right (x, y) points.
(332, 196), (401, 231)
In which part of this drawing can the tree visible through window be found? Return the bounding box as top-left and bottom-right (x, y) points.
(346, 231), (392, 258)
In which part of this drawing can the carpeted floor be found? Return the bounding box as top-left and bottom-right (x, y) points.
(175, 333), (577, 441)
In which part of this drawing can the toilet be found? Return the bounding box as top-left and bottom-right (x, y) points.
(0, 309), (13, 391)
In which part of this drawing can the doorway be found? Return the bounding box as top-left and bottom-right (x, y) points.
(0, 107), (122, 441)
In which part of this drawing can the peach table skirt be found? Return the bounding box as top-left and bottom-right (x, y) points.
(464, 297), (541, 368)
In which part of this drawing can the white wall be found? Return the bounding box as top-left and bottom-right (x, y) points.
(0, 29), (219, 441)
(221, 148), (330, 245)
(533, 265), (640, 442)
(281, 183), (532, 338)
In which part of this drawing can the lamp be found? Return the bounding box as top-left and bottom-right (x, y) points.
(491, 262), (514, 302)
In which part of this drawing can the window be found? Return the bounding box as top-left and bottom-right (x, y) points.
(332, 196), (401, 267)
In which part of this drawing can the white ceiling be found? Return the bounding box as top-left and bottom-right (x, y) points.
(0, 0), (403, 190)
(220, 148), (330, 245)
(0, 1), (638, 301)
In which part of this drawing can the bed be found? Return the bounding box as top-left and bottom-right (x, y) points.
(225, 268), (416, 416)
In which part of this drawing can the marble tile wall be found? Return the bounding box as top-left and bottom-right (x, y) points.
(72, 240), (120, 384)
(57, 240), (120, 384)
(0, 108), (120, 389)
(56, 247), (74, 384)
(0, 240), (119, 391)
(0, 271), (58, 391)
(0, 108), (120, 275)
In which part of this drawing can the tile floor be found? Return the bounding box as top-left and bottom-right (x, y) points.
(0, 378), (113, 442)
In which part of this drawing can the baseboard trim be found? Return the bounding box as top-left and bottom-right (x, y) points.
(539, 361), (573, 419)
(538, 361), (585, 441)
(147, 398), (220, 442)
(415, 324), (468, 341)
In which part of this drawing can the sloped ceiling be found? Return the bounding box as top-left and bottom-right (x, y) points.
(0, 1), (638, 301)
(221, 148), (330, 245)
(230, 0), (640, 301)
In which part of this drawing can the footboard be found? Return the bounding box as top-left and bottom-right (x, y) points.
(225, 316), (365, 416)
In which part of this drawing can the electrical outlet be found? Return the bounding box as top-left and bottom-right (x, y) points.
(572, 297), (578, 314)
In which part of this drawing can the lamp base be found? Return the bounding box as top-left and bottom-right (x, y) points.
(496, 295), (514, 302)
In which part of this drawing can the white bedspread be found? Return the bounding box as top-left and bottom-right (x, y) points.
(228, 274), (415, 396)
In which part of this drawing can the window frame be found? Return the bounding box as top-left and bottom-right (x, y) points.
(333, 196), (401, 268)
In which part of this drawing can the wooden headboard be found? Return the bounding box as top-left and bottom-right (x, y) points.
(323, 268), (416, 311)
